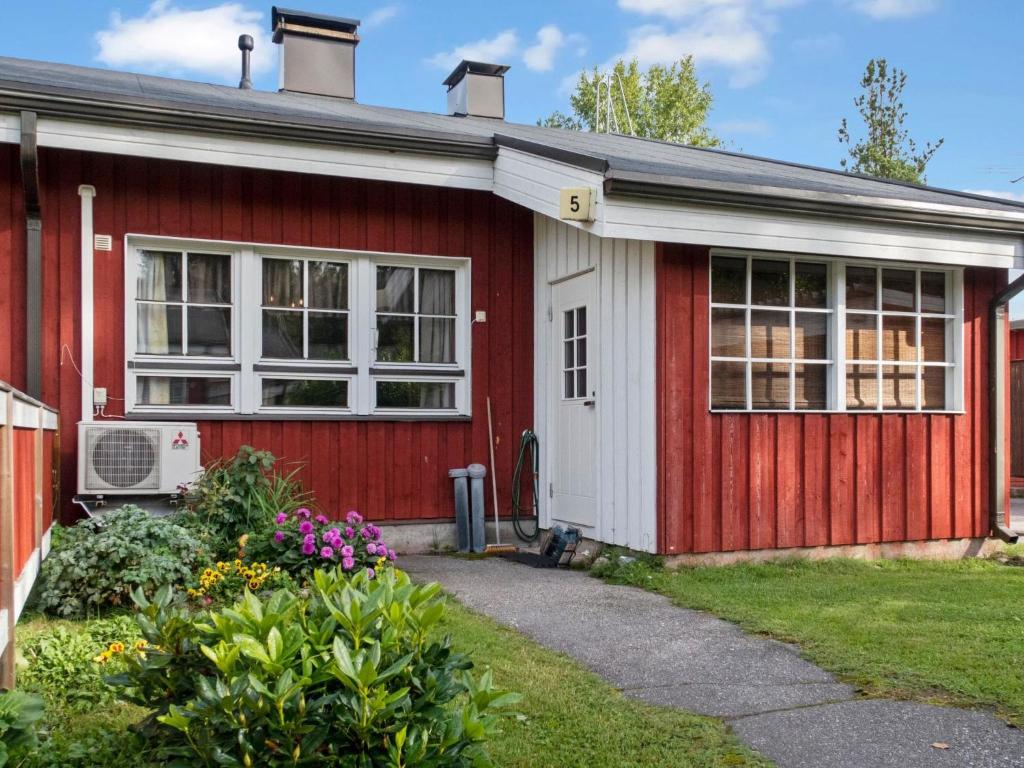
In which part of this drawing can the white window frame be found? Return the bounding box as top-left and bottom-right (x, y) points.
(125, 236), (471, 417)
(708, 249), (964, 413)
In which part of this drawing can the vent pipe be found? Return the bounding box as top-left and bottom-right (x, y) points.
(238, 34), (254, 89)
(271, 6), (360, 100)
(444, 60), (510, 119)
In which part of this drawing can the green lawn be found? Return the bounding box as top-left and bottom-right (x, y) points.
(597, 549), (1024, 726)
(15, 601), (769, 768)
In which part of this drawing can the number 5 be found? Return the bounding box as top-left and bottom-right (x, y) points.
(570, 195), (580, 213)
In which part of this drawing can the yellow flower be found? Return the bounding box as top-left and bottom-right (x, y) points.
(109, 642), (125, 654)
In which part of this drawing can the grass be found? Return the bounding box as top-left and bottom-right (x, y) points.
(12, 601), (770, 768)
(595, 547), (1024, 726)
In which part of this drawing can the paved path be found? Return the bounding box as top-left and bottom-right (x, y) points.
(403, 555), (1024, 768)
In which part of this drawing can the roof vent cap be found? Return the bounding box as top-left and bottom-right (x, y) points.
(443, 60), (509, 119)
(271, 6), (360, 100)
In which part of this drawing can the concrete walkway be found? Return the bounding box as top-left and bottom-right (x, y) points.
(402, 555), (1024, 768)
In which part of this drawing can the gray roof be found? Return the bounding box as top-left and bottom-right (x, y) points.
(2, 54), (1023, 224)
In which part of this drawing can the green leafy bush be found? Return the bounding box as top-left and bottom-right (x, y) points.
(35, 507), (202, 618)
(110, 568), (519, 766)
(177, 446), (312, 560)
(0, 690), (44, 767)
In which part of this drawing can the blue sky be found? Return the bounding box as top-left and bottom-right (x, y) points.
(4, 0), (1022, 199)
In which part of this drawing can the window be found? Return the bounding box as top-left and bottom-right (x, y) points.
(562, 306), (588, 399)
(710, 252), (961, 412)
(126, 239), (469, 416)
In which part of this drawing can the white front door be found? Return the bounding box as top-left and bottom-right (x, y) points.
(549, 272), (598, 529)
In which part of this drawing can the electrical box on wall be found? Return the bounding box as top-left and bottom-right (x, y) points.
(559, 187), (596, 222)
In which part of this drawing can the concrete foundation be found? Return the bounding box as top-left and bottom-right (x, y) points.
(380, 520), (524, 554)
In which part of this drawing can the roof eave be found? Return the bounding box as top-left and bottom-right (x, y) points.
(603, 171), (1024, 236)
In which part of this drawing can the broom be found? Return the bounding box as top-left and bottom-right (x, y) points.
(484, 396), (517, 554)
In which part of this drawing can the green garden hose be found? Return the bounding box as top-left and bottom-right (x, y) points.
(511, 429), (540, 542)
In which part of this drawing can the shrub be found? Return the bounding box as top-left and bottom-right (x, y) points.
(250, 508), (397, 582)
(35, 507), (202, 618)
(109, 568), (518, 767)
(0, 690), (44, 767)
(177, 446), (312, 559)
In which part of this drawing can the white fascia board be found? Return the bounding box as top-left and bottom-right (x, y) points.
(14, 549), (40, 622)
(11, 398), (41, 429)
(0, 111), (18, 144)
(35, 117), (494, 191)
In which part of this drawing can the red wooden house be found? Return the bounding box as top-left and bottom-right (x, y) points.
(2, 7), (1022, 558)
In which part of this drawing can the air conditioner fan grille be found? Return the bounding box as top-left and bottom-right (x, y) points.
(87, 427), (160, 489)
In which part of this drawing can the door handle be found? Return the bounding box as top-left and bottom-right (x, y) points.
(583, 399), (596, 407)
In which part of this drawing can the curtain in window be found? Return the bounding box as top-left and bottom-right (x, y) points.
(136, 252), (172, 403)
(419, 269), (454, 364)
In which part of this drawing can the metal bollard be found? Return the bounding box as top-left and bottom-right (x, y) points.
(467, 463), (487, 553)
(448, 468), (471, 553)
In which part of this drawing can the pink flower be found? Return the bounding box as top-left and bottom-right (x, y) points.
(315, 514), (329, 525)
(346, 510), (363, 525)
(299, 520), (314, 535)
(345, 527), (354, 538)
(303, 533), (316, 545)
(301, 541), (316, 556)
(366, 568), (376, 579)
(342, 557), (355, 570)
(275, 512), (288, 525)
(388, 550), (397, 561)
(320, 546), (334, 559)
(327, 527), (340, 539)
(341, 545), (354, 557)
(274, 531), (285, 542)
(367, 543), (377, 555)
(296, 508), (312, 519)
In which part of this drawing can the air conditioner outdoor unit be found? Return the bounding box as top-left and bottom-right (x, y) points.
(77, 422), (201, 495)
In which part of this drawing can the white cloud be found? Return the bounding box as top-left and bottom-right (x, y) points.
(718, 117), (772, 135)
(524, 25), (566, 72)
(962, 189), (1024, 203)
(363, 5), (400, 29)
(848, 0), (938, 19)
(95, 1), (273, 81)
(427, 29), (518, 70)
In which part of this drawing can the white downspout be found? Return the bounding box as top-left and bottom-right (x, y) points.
(78, 185), (96, 423)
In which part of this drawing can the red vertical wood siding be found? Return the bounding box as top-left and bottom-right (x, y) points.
(12, 428), (35, 577)
(1010, 329), (1024, 361)
(0, 145), (533, 523)
(657, 243), (1003, 554)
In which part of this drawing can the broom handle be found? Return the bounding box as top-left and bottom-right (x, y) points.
(486, 397), (501, 546)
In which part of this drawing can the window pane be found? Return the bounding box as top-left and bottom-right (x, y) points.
(921, 318), (947, 363)
(263, 259), (303, 308)
(794, 312), (827, 360)
(577, 337), (587, 366)
(711, 308), (746, 357)
(751, 362), (790, 409)
(564, 370), (574, 399)
(751, 259), (789, 306)
(920, 272), (947, 314)
(794, 364), (827, 410)
(187, 306), (231, 356)
(376, 316), (414, 362)
(136, 376), (230, 406)
(882, 269), (915, 312)
(308, 312), (348, 360)
(882, 365), (917, 410)
(262, 310), (303, 358)
(376, 381), (455, 409)
(564, 340), (574, 369)
(187, 253), (231, 304)
(711, 256), (746, 304)
(846, 364), (878, 410)
(576, 307), (587, 336)
(711, 361), (746, 409)
(882, 315), (917, 362)
(377, 266), (414, 313)
(564, 309), (574, 339)
(137, 304), (182, 354)
(137, 251), (182, 302)
(419, 318), (455, 363)
(576, 368), (588, 398)
(261, 379), (347, 408)
(845, 314), (877, 361)
(795, 262), (828, 308)
(922, 367), (947, 410)
(420, 269), (455, 315)
(846, 266), (876, 310)
(308, 261), (348, 310)
(750, 310), (790, 359)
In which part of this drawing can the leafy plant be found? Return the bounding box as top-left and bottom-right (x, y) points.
(35, 507), (202, 618)
(186, 558), (291, 606)
(178, 446), (312, 560)
(110, 568), (519, 766)
(0, 690), (44, 767)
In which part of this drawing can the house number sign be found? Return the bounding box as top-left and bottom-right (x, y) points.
(559, 187), (596, 222)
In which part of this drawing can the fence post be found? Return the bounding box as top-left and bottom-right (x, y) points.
(0, 392), (15, 689)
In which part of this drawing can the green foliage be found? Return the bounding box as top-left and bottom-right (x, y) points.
(0, 691), (44, 767)
(838, 58), (943, 184)
(35, 507), (202, 618)
(540, 57), (720, 147)
(177, 446), (312, 560)
(589, 547), (665, 587)
(109, 568), (519, 766)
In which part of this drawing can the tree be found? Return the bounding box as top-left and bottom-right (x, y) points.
(838, 58), (943, 184)
(539, 57), (721, 147)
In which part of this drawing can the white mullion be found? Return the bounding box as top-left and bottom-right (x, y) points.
(835, 262), (846, 412)
(789, 257), (796, 410)
(413, 267), (421, 364)
(239, 247), (259, 414)
(915, 270), (922, 410)
(302, 260), (309, 360)
(745, 256), (753, 410)
(875, 268), (883, 412)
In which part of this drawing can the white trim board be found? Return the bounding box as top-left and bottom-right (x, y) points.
(0, 111), (18, 144)
(13, 548), (40, 622)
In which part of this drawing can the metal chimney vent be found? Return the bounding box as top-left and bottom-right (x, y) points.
(271, 6), (360, 100)
(444, 60), (510, 119)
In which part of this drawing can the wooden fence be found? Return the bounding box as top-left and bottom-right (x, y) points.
(0, 382), (58, 688)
